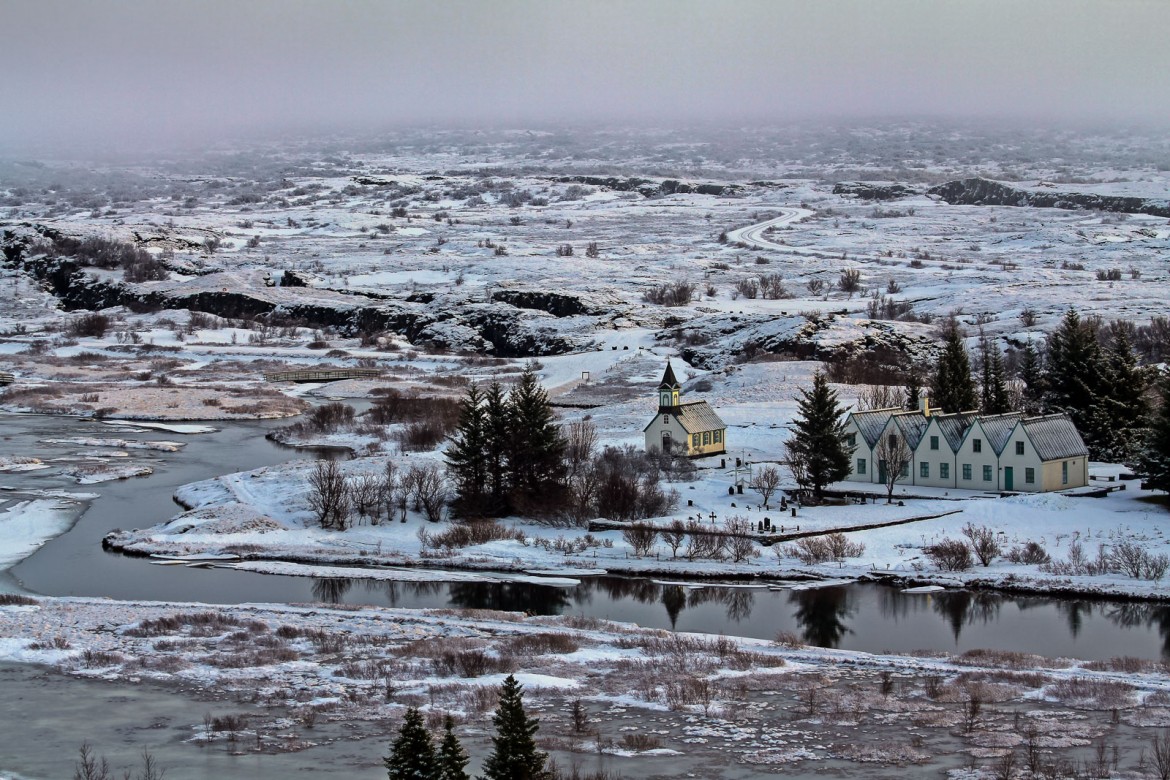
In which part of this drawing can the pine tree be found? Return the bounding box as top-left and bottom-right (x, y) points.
(904, 370), (921, 411)
(785, 372), (853, 502)
(505, 367), (566, 513)
(978, 335), (1010, 415)
(384, 707), (437, 780)
(481, 675), (548, 780)
(1139, 372), (1170, 493)
(1046, 309), (1109, 457)
(446, 385), (488, 518)
(435, 715), (470, 780)
(930, 320), (978, 413)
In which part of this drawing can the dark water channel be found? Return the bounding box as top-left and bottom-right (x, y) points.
(4, 412), (1170, 661)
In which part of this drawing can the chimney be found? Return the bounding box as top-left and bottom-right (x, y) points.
(919, 396), (931, 417)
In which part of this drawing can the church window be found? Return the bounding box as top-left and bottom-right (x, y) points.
(663, 415), (669, 424)
(702, 431), (710, 445)
(692, 433), (700, 447)
(713, 430), (722, 444)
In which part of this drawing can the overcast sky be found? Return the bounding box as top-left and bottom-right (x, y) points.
(2, 0), (1168, 152)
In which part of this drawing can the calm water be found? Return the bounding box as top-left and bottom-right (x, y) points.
(3, 412), (1170, 661)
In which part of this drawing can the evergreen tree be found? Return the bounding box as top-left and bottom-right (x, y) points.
(1099, 327), (1150, 462)
(904, 371), (921, 411)
(978, 334), (1011, 415)
(1046, 309), (1109, 456)
(505, 367), (566, 513)
(786, 372), (853, 502)
(481, 675), (548, 780)
(435, 715), (470, 780)
(446, 385), (488, 518)
(1018, 341), (1046, 414)
(1139, 372), (1170, 493)
(483, 382), (511, 516)
(384, 707), (436, 780)
(930, 320), (978, 413)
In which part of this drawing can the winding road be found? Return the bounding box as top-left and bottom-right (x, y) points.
(725, 207), (817, 252)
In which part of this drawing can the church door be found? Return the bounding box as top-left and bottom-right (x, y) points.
(661, 432), (672, 453)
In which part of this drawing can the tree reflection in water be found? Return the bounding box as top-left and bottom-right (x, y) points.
(447, 582), (571, 615)
(661, 585), (687, 629)
(930, 591), (1003, 641)
(572, 577), (755, 626)
(311, 577), (352, 604)
(1105, 602), (1170, 656)
(789, 586), (854, 647)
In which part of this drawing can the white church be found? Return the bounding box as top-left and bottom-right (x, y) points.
(643, 362), (727, 458)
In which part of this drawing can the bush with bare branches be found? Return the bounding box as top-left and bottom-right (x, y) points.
(622, 522), (659, 557)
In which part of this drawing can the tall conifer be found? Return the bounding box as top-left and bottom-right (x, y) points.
(506, 367), (566, 512)
(446, 385), (488, 517)
(435, 715), (470, 780)
(931, 320), (978, 413)
(1139, 372), (1170, 493)
(786, 372), (852, 501)
(384, 707), (436, 780)
(481, 675), (548, 780)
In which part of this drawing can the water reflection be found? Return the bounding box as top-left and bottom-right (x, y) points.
(1104, 603), (1170, 656)
(789, 586), (855, 647)
(930, 591), (1003, 641)
(312, 577), (352, 603)
(448, 582), (571, 615)
(577, 578), (757, 625)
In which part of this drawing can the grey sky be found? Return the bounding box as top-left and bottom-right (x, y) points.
(2, 0), (1167, 151)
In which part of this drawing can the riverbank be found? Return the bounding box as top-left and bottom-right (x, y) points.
(100, 451), (1170, 603)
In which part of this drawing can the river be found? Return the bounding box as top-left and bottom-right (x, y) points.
(3, 411), (1170, 662)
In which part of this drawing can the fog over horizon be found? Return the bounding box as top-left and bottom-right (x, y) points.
(2, 0), (1168, 155)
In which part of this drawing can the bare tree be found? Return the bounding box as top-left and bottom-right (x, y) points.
(661, 518), (687, 558)
(308, 459), (350, 530)
(857, 384), (903, 411)
(380, 461), (405, 523)
(723, 515), (760, 563)
(684, 520), (726, 561)
(349, 474), (382, 526)
(749, 465), (782, 509)
(622, 522), (659, 557)
(783, 438), (809, 501)
(963, 523), (1001, 567)
(74, 743), (111, 780)
(563, 419), (598, 481)
(875, 433), (913, 504)
(1153, 730), (1170, 780)
(405, 462), (448, 522)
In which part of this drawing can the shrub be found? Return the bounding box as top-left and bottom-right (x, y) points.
(962, 523), (1001, 567)
(419, 520), (524, 550)
(925, 538), (972, 571)
(643, 279), (695, 306)
(1006, 541), (1050, 565)
(837, 268), (862, 294)
(67, 313), (110, 338)
(1096, 268), (1123, 282)
(622, 522), (659, 557)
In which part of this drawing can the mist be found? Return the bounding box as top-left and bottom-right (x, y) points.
(2, 0), (1168, 153)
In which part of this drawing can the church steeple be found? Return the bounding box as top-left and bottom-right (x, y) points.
(658, 361), (681, 411)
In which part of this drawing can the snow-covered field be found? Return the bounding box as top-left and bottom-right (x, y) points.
(2, 123), (1169, 776)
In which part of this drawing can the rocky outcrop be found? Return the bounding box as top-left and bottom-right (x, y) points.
(929, 177), (1170, 217)
(490, 289), (591, 317)
(832, 182), (921, 200)
(551, 175), (738, 198)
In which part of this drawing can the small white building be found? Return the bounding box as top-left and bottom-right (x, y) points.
(643, 362), (727, 458)
(842, 400), (1088, 492)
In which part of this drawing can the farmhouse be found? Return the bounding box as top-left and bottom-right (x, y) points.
(643, 362), (727, 457)
(842, 400), (1088, 492)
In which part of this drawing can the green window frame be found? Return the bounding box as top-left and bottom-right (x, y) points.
(1025, 467), (1035, 484)
(930, 436), (939, 450)
(982, 465), (993, 481)
(940, 463), (950, 479)
(972, 439), (982, 453)
(692, 433), (700, 448)
(1015, 441), (1025, 455)
(920, 462), (929, 478)
(857, 458), (866, 475)
(962, 464), (972, 480)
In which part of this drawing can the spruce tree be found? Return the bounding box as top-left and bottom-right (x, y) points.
(384, 707), (437, 780)
(786, 371), (853, 502)
(904, 370), (921, 411)
(1046, 309), (1109, 456)
(1139, 372), (1170, 493)
(978, 335), (1010, 415)
(435, 715), (470, 780)
(483, 382), (511, 516)
(505, 367), (566, 513)
(446, 385), (488, 518)
(481, 675), (548, 780)
(1100, 327), (1150, 462)
(930, 320), (978, 413)
(1018, 341), (1046, 414)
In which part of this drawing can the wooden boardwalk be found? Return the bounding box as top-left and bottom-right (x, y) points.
(264, 368), (382, 383)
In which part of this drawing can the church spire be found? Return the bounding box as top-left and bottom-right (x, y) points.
(657, 361), (681, 411)
(658, 361), (681, 391)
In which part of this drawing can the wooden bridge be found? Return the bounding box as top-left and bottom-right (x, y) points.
(0, 372), (13, 386)
(263, 368), (382, 383)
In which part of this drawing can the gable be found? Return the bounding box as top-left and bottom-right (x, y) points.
(978, 412), (1024, 455)
(676, 401), (725, 433)
(1020, 414), (1089, 461)
(848, 408), (899, 449)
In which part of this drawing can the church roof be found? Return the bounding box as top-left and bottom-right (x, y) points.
(676, 401), (725, 433)
(658, 362), (681, 390)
